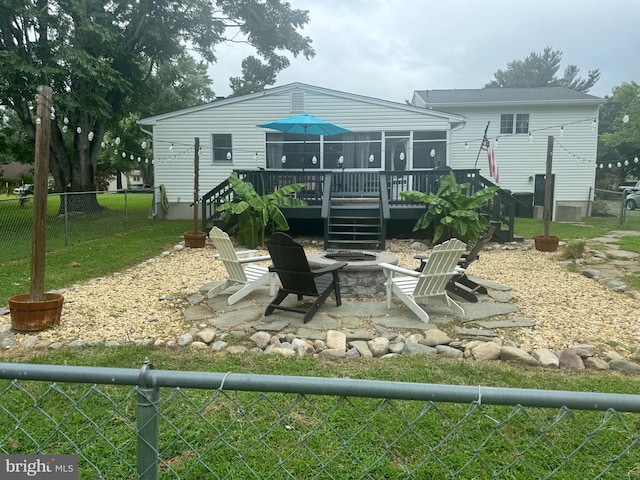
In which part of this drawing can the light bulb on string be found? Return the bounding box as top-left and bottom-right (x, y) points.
(88, 132), (94, 141)
(63, 117), (69, 125)
(528, 132), (533, 143)
(625, 159), (629, 166)
(62, 126), (68, 133)
(137, 157), (141, 162)
(115, 137), (121, 145)
(122, 152), (126, 158)
(608, 163), (612, 168)
(114, 149), (118, 155)
(598, 164), (604, 169)
(464, 142), (469, 151)
(141, 141), (147, 149)
(130, 154), (134, 160)
(560, 125), (564, 136)
(76, 127), (82, 134)
(35, 117), (41, 125)
(169, 144), (174, 152)
(635, 157), (639, 163)
(592, 119), (597, 130)
(100, 141), (105, 148)
(617, 162), (622, 168)
(623, 114), (630, 124)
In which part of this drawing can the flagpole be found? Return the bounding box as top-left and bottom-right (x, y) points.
(473, 121), (490, 170)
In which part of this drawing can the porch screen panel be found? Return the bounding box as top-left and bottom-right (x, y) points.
(266, 133), (284, 169)
(413, 131), (446, 169)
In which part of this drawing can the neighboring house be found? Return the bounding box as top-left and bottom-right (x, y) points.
(138, 83), (602, 227)
(411, 87), (603, 218)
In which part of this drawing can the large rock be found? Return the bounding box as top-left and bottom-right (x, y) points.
(421, 329), (452, 347)
(533, 349), (559, 368)
(368, 337), (390, 357)
(471, 342), (501, 361)
(250, 331), (271, 349)
(500, 346), (538, 367)
(326, 330), (347, 351)
(557, 349), (585, 369)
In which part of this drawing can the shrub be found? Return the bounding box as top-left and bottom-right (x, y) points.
(400, 172), (499, 243)
(560, 239), (586, 260)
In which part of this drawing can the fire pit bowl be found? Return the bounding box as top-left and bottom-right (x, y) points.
(307, 250), (398, 297)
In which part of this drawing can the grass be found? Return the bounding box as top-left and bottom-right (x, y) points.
(1, 206), (640, 477)
(1, 346), (639, 479)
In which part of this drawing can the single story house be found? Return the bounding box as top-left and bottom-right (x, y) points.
(138, 83), (603, 246)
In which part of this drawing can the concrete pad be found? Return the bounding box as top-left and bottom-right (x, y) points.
(461, 302), (519, 321)
(247, 319), (291, 332)
(212, 308), (264, 329)
(474, 317), (535, 329)
(183, 304), (215, 322)
(373, 315), (437, 330)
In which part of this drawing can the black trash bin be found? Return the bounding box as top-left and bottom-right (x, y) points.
(512, 192), (534, 218)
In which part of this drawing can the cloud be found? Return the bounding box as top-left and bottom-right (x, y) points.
(209, 0), (640, 101)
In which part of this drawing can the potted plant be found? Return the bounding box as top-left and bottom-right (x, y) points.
(184, 137), (207, 248)
(399, 172), (499, 244)
(9, 86), (64, 332)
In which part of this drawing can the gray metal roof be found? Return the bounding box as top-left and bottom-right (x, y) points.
(413, 87), (602, 105)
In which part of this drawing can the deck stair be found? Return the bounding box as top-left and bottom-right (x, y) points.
(325, 197), (385, 250)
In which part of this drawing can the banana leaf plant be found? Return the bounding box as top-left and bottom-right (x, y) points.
(217, 172), (308, 248)
(400, 172), (500, 244)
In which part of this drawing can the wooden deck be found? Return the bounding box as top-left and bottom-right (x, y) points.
(202, 169), (517, 247)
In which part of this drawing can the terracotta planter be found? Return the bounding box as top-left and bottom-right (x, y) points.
(9, 293), (64, 332)
(184, 231), (207, 248)
(534, 235), (559, 252)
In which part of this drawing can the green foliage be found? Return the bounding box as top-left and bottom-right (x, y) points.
(217, 172), (307, 248)
(0, 0), (314, 200)
(559, 239), (586, 260)
(484, 47), (600, 92)
(400, 172), (499, 243)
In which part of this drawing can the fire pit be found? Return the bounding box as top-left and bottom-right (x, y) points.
(307, 250), (399, 297)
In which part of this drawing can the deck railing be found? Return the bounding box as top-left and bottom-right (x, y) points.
(202, 169), (513, 239)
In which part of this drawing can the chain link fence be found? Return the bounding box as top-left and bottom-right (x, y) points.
(0, 189), (159, 264)
(1, 361), (639, 479)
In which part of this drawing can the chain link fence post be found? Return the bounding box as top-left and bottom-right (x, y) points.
(137, 358), (159, 480)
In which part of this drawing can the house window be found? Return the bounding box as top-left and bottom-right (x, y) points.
(515, 114), (530, 134)
(500, 114), (529, 134)
(212, 134), (232, 162)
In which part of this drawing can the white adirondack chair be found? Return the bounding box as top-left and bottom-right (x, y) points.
(379, 238), (467, 323)
(208, 227), (276, 305)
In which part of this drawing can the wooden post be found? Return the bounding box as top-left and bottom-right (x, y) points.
(193, 137), (199, 233)
(543, 136), (554, 239)
(29, 86), (53, 301)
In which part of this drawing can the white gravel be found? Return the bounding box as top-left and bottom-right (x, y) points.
(7, 239), (640, 354)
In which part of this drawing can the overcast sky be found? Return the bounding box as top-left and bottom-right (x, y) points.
(208, 0), (639, 102)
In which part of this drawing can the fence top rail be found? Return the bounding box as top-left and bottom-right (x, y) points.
(1, 361), (639, 413)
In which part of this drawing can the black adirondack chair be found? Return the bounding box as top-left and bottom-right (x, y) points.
(265, 232), (348, 323)
(415, 226), (496, 303)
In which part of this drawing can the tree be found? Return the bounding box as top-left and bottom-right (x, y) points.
(229, 56), (282, 96)
(0, 0), (314, 211)
(485, 47), (600, 92)
(597, 82), (640, 184)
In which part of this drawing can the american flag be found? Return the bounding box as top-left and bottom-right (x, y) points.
(481, 133), (499, 183)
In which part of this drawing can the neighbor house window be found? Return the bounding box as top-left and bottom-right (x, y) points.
(515, 113), (530, 134)
(212, 134), (232, 162)
(500, 114), (529, 134)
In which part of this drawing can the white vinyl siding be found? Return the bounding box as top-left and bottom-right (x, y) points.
(148, 85), (460, 203)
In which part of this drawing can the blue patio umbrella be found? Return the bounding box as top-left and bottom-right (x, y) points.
(258, 114), (351, 136)
(258, 114), (351, 169)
